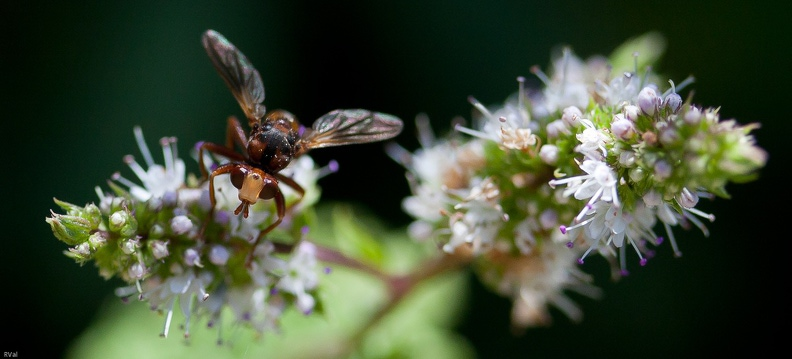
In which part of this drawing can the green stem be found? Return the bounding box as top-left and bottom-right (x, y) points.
(311, 242), (472, 356)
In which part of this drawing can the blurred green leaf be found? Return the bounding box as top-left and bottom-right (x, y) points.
(330, 204), (386, 267)
(609, 31), (666, 74)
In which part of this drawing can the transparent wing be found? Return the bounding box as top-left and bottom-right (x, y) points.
(297, 109), (403, 154)
(202, 29), (266, 123)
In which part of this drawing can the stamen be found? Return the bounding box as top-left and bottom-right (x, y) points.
(517, 76), (526, 111)
(123, 155), (149, 183)
(318, 160), (339, 178)
(454, 123), (495, 141)
(169, 137), (179, 163)
(530, 65), (550, 86)
(548, 174), (590, 188)
(112, 172), (140, 189)
(467, 96), (496, 121)
(663, 222), (683, 257)
(160, 298), (175, 338)
(576, 189), (603, 222)
(161, 137), (175, 174)
(183, 295), (194, 339)
(684, 206), (716, 223)
(133, 126), (155, 168)
(578, 241), (599, 265)
(384, 142), (412, 168)
(682, 210), (712, 237)
(629, 238), (647, 266)
(94, 186), (106, 203)
(516, 76), (530, 127)
(610, 184), (621, 208)
(640, 65), (652, 88)
(560, 47), (571, 94)
(562, 216), (595, 233)
(619, 244), (628, 276)
(415, 113), (435, 149)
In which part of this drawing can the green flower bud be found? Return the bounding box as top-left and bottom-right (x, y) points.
(83, 203), (103, 229)
(52, 198), (102, 230)
(46, 211), (93, 246)
(64, 243), (92, 262)
(88, 232), (107, 250)
(108, 210), (138, 238)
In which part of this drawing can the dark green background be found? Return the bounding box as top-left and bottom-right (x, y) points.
(4, 1), (789, 357)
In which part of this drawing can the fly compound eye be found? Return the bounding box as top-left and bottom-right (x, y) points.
(230, 166), (248, 189)
(238, 172), (265, 204)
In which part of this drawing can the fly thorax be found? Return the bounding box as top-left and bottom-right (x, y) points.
(247, 123), (297, 172)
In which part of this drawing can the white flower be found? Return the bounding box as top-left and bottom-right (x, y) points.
(643, 189), (716, 258)
(442, 178), (507, 254)
(549, 159), (621, 222)
(484, 241), (601, 328)
(562, 201), (660, 274)
(170, 215), (193, 235)
(402, 184), (447, 223)
(274, 241), (319, 314)
(225, 286), (284, 333)
(575, 119), (610, 159)
(595, 71), (642, 107)
(533, 49), (592, 114)
(464, 87), (538, 152)
(113, 126), (187, 202)
(135, 269), (213, 338)
(539, 144), (559, 165)
(499, 125), (538, 151)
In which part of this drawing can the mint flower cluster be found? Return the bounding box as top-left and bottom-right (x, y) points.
(387, 34), (767, 327)
(47, 126), (330, 340)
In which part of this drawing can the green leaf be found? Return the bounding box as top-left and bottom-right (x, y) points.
(609, 31), (666, 74)
(330, 204), (385, 266)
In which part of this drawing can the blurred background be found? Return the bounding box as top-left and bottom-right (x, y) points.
(3, 1), (789, 357)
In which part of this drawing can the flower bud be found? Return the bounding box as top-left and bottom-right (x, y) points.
(676, 187), (699, 208)
(128, 262), (146, 280)
(109, 210), (139, 238)
(209, 245), (230, 266)
(120, 238), (140, 254)
(88, 232), (107, 250)
(623, 105), (640, 121)
(683, 106), (702, 125)
(539, 144), (559, 165)
(184, 248), (202, 267)
(659, 127), (679, 145)
(611, 114), (635, 140)
(149, 240), (170, 259)
(170, 215), (193, 235)
(653, 160), (672, 181)
(663, 93), (682, 113)
(53, 198), (102, 230)
(71, 242), (92, 257)
(637, 87), (659, 115)
(561, 106), (583, 126)
(46, 211), (92, 246)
